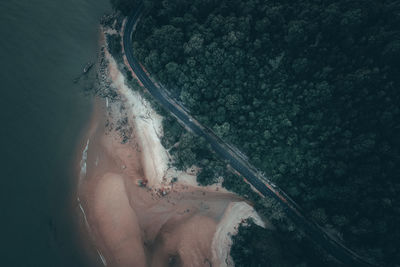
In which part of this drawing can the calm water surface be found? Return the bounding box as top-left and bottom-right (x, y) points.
(0, 0), (110, 266)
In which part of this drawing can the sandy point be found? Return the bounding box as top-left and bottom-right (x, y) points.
(74, 34), (270, 266)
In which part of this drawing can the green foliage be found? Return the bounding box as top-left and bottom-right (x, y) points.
(133, 0), (400, 265)
(231, 220), (287, 267)
(231, 219), (336, 267)
(106, 34), (122, 59)
(124, 66), (133, 81)
(222, 171), (255, 199)
(161, 115), (222, 183)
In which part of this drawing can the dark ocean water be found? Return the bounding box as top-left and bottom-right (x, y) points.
(0, 0), (110, 266)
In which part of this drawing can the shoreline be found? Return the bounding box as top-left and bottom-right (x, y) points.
(71, 97), (108, 267)
(72, 29), (268, 266)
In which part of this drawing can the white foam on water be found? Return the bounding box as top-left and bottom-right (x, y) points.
(77, 197), (108, 266)
(97, 249), (108, 266)
(106, 97), (109, 108)
(79, 139), (90, 181)
(77, 198), (90, 231)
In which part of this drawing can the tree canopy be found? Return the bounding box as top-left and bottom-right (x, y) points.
(130, 0), (400, 265)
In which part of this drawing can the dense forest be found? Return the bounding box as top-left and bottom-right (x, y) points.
(231, 220), (289, 267)
(111, 0), (400, 265)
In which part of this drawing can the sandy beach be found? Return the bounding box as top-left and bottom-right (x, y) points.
(74, 40), (268, 267)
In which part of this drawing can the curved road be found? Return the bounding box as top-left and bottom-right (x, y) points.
(123, 6), (375, 267)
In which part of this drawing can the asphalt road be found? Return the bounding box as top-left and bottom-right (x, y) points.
(122, 6), (375, 267)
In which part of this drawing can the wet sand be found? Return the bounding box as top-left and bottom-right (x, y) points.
(74, 38), (268, 266)
(76, 99), (245, 267)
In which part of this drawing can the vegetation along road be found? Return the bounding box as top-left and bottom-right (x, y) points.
(122, 6), (375, 267)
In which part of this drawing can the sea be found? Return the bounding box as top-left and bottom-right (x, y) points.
(0, 0), (110, 266)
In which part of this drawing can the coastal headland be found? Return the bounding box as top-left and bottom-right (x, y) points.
(75, 37), (267, 267)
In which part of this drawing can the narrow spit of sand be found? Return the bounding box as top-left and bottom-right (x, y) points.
(75, 40), (268, 267)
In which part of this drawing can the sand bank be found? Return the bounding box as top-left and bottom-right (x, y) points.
(75, 33), (270, 266)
